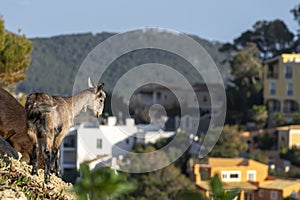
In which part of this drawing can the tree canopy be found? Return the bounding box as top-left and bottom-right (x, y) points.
(291, 4), (300, 35)
(234, 19), (294, 59)
(208, 125), (248, 157)
(226, 50), (263, 125)
(0, 17), (32, 88)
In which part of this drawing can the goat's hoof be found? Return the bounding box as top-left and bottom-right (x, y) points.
(44, 177), (50, 184)
(56, 172), (62, 178)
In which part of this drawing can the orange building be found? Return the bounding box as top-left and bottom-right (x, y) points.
(194, 158), (300, 200)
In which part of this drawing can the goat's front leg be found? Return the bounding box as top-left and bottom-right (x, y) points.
(28, 127), (39, 175)
(44, 128), (54, 184)
(50, 148), (61, 178)
(50, 127), (68, 178)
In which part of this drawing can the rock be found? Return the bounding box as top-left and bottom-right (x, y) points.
(0, 135), (19, 159)
(0, 154), (77, 199)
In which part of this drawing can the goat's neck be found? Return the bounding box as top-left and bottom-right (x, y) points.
(71, 89), (94, 117)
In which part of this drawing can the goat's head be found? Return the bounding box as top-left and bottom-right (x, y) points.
(88, 77), (106, 118)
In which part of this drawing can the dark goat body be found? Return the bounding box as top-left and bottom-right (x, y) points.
(25, 80), (105, 183)
(0, 88), (33, 160)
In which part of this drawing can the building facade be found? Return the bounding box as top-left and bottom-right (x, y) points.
(264, 53), (300, 123)
(60, 117), (138, 181)
(277, 125), (300, 150)
(194, 158), (300, 200)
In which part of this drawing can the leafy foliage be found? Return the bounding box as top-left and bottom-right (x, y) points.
(253, 132), (276, 150)
(125, 165), (198, 200)
(250, 105), (268, 129)
(209, 174), (240, 200)
(293, 112), (300, 124)
(209, 125), (248, 157)
(233, 19), (294, 59)
(280, 147), (300, 167)
(272, 112), (286, 127)
(226, 50), (263, 125)
(176, 174), (240, 200)
(0, 17), (32, 87)
(74, 163), (135, 200)
(122, 136), (198, 200)
(291, 4), (300, 35)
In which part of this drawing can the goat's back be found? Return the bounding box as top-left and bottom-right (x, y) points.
(25, 93), (71, 129)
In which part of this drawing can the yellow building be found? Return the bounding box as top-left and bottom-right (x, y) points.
(264, 53), (300, 123)
(194, 157), (300, 200)
(277, 125), (300, 149)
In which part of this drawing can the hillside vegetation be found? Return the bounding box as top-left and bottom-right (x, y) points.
(17, 32), (231, 95)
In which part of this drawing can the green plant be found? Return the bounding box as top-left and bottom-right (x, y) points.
(210, 174), (240, 200)
(272, 112), (285, 127)
(74, 163), (135, 200)
(176, 174), (240, 200)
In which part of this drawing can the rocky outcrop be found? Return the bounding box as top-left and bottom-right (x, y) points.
(0, 135), (19, 159)
(0, 154), (77, 199)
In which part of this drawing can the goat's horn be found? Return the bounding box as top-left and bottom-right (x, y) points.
(88, 77), (96, 88)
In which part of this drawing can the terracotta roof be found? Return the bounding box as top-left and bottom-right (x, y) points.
(224, 182), (257, 190)
(206, 158), (267, 168)
(260, 179), (300, 190)
(276, 125), (300, 131)
(196, 181), (257, 191)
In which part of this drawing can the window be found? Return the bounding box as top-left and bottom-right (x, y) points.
(230, 174), (239, 178)
(222, 174), (228, 180)
(270, 191), (278, 200)
(285, 65), (293, 79)
(290, 191), (298, 199)
(268, 100), (281, 112)
(244, 192), (254, 200)
(284, 100), (298, 113)
(269, 82), (276, 96)
(247, 170), (256, 181)
(221, 171), (241, 182)
(96, 139), (102, 149)
(267, 63), (279, 79)
(287, 82), (294, 96)
(64, 136), (76, 148)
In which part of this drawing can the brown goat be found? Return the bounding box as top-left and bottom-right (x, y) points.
(0, 88), (33, 161)
(25, 78), (106, 183)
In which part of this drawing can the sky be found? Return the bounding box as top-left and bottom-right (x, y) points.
(0, 0), (299, 43)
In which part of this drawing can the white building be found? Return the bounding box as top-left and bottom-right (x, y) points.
(136, 123), (175, 144)
(60, 117), (137, 177)
(60, 116), (175, 181)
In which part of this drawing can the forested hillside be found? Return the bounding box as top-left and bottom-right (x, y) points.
(17, 32), (232, 95)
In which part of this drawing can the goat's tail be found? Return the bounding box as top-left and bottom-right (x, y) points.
(27, 104), (57, 118)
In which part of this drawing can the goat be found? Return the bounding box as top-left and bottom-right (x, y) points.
(25, 78), (106, 183)
(0, 88), (33, 162)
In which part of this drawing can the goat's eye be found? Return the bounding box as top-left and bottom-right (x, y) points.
(100, 99), (103, 103)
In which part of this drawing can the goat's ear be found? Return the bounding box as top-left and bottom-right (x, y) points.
(88, 77), (96, 88)
(96, 83), (104, 93)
